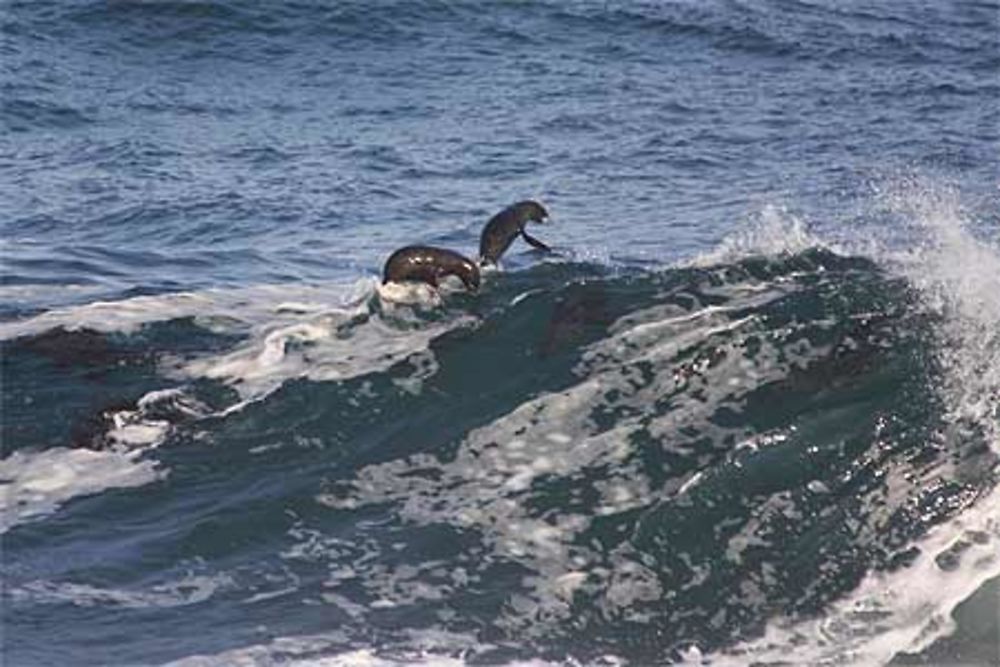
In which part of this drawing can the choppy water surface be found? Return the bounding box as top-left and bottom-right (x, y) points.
(2, 1), (998, 665)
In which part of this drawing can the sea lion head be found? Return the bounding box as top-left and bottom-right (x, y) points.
(454, 257), (481, 291)
(513, 200), (549, 225)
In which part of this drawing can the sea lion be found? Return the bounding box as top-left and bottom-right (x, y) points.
(479, 200), (551, 266)
(382, 245), (481, 291)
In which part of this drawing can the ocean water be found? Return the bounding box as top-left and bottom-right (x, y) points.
(2, 1), (999, 665)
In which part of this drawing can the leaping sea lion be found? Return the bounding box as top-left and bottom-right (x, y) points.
(382, 245), (481, 291)
(479, 200), (551, 266)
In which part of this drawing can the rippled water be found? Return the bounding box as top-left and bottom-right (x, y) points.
(2, 1), (998, 665)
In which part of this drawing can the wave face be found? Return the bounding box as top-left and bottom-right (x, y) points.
(2, 0), (999, 665)
(3, 210), (999, 665)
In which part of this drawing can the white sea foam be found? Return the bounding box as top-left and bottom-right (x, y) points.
(316, 276), (811, 638)
(880, 178), (1000, 445)
(697, 178), (1000, 666)
(177, 305), (471, 399)
(162, 628), (585, 667)
(2, 376), (201, 534)
(686, 203), (829, 267)
(3, 275), (472, 403)
(172, 651), (567, 667)
(310, 182), (999, 666)
(0, 279), (376, 340)
(0, 445), (166, 533)
(707, 483), (1000, 667)
(175, 277), (475, 398)
(376, 280), (443, 306)
(10, 572), (231, 609)
(2, 277), (474, 530)
(102, 387), (211, 448)
(7, 183), (997, 666)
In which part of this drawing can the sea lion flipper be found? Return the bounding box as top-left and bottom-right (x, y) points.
(521, 230), (551, 252)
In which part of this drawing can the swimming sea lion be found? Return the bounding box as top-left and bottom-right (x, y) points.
(382, 245), (481, 291)
(479, 200), (550, 266)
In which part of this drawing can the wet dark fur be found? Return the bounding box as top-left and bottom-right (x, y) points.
(382, 245), (481, 291)
(479, 200), (550, 265)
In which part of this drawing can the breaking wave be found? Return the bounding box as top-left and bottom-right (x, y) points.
(2, 186), (998, 666)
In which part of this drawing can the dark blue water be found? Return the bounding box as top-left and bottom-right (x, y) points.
(2, 1), (999, 665)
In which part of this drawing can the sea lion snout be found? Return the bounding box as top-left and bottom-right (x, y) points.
(522, 201), (549, 223)
(457, 259), (481, 291)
